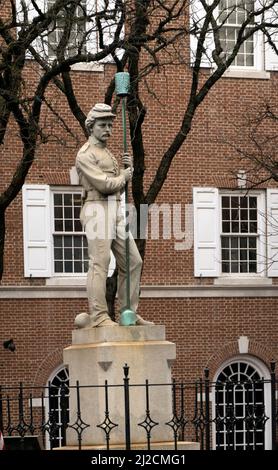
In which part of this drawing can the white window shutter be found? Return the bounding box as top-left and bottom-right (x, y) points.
(22, 185), (51, 278)
(265, 4), (278, 71)
(190, 0), (215, 68)
(193, 187), (220, 277)
(266, 189), (278, 277)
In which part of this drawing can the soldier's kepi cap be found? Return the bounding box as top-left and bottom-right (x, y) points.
(87, 103), (116, 120)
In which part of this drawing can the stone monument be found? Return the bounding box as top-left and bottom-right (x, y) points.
(62, 101), (198, 450)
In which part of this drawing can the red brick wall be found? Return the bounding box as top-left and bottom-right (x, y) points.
(1, 51), (278, 386)
(0, 297), (277, 386)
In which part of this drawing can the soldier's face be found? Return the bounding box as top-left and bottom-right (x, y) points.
(92, 118), (113, 143)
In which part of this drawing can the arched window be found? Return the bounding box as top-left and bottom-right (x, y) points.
(212, 356), (271, 450)
(45, 365), (69, 449)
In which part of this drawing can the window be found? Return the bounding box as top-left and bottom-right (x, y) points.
(189, 0), (278, 72)
(193, 187), (274, 278)
(45, 366), (69, 449)
(22, 184), (117, 278)
(47, 0), (87, 59)
(52, 191), (88, 274)
(218, 0), (255, 67)
(213, 358), (271, 450)
(17, 1), (123, 64)
(221, 194), (258, 274)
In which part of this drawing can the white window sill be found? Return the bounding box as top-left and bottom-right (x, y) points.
(214, 277), (272, 286)
(222, 68), (270, 80)
(70, 62), (104, 72)
(46, 277), (86, 286)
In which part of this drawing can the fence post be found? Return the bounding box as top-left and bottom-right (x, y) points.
(204, 367), (210, 450)
(270, 361), (276, 450)
(123, 364), (131, 450)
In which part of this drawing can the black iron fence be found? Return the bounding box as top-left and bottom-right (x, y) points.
(0, 362), (277, 451)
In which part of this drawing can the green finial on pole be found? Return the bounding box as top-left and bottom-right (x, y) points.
(115, 72), (137, 327)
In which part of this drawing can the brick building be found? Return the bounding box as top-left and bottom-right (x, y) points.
(0, 0), (278, 450)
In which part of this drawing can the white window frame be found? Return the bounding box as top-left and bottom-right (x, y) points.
(49, 185), (116, 279)
(189, 0), (276, 78)
(16, 0), (120, 70)
(217, 0), (265, 74)
(50, 186), (88, 278)
(44, 364), (69, 450)
(47, 0), (88, 60)
(219, 190), (266, 278)
(211, 355), (272, 450)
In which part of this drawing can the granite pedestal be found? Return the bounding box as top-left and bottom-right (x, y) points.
(63, 325), (198, 450)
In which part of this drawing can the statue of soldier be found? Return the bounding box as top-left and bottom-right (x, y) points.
(75, 103), (153, 327)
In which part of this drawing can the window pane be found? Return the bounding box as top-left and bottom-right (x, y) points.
(54, 194), (62, 205)
(249, 222), (257, 233)
(64, 248), (72, 260)
(231, 197), (239, 208)
(231, 222), (239, 232)
(54, 235), (62, 247)
(74, 220), (82, 232)
(55, 261), (63, 273)
(222, 237), (230, 248)
(222, 209), (230, 220)
(249, 262), (257, 273)
(240, 197), (247, 208)
(74, 193), (82, 204)
(240, 237), (247, 248)
(240, 250), (247, 260)
(222, 196), (230, 208)
(54, 207), (63, 219)
(249, 238), (256, 249)
(74, 261), (82, 273)
(54, 248), (63, 260)
(246, 55), (253, 66)
(64, 207), (72, 219)
(74, 236), (82, 247)
(65, 220), (73, 231)
(240, 209), (248, 220)
(240, 221), (248, 233)
(74, 248), (82, 260)
(74, 207), (81, 218)
(64, 237), (72, 247)
(222, 262), (230, 273)
(64, 194), (72, 206)
(231, 209), (239, 220)
(55, 219), (63, 231)
(231, 237), (238, 248)
(223, 222), (230, 232)
(231, 262), (238, 273)
(240, 262), (248, 273)
(65, 261), (73, 273)
(249, 209), (257, 220)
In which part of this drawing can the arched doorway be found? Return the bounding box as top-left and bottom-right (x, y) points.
(45, 365), (69, 449)
(212, 356), (271, 450)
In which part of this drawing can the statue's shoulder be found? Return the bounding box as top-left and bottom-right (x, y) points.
(77, 140), (90, 156)
(76, 141), (91, 165)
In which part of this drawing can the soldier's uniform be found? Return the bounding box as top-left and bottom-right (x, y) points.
(76, 135), (143, 327)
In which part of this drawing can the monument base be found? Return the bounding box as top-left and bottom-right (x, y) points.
(63, 325), (197, 448)
(56, 441), (200, 451)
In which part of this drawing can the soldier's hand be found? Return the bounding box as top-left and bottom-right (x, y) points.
(123, 167), (133, 182)
(122, 152), (133, 168)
